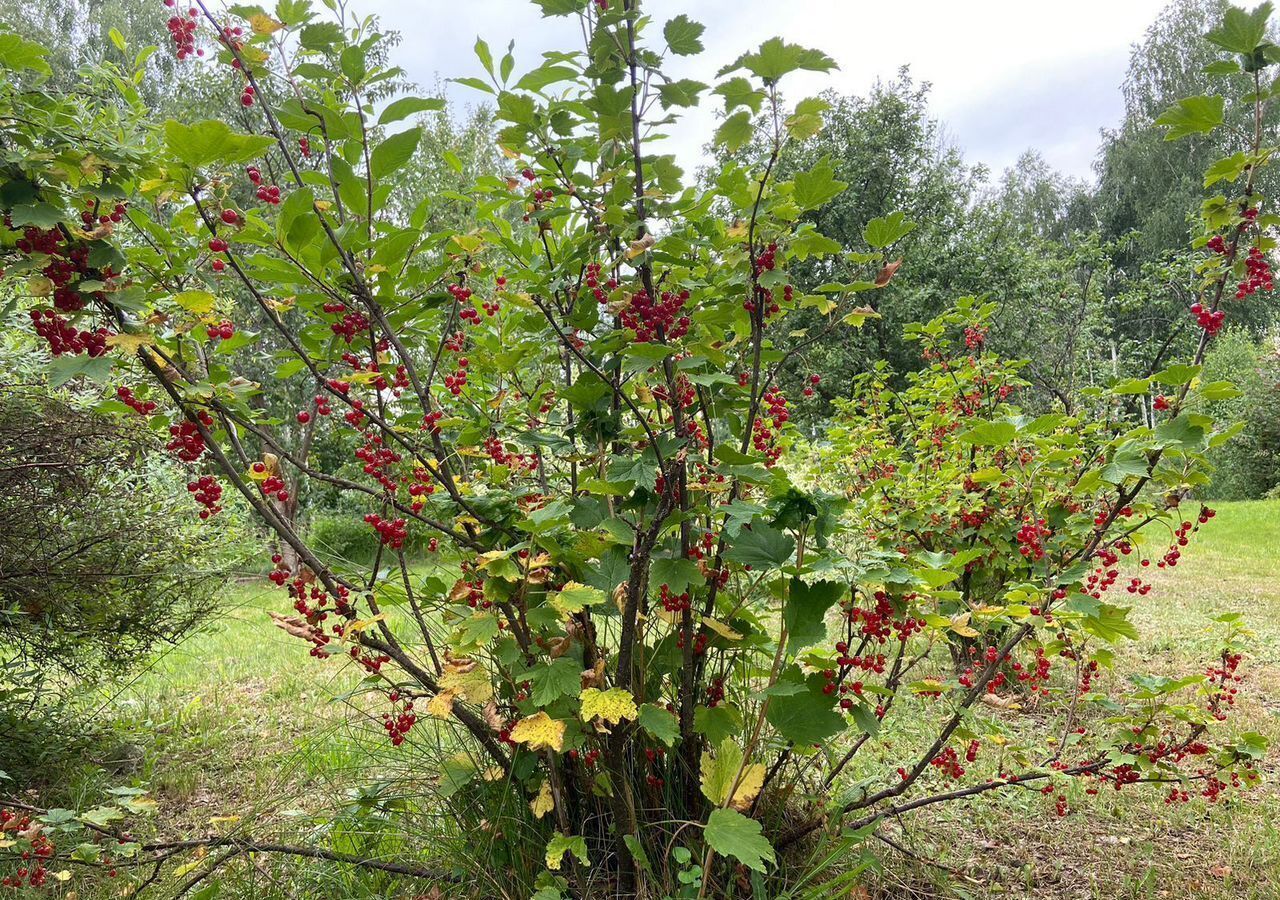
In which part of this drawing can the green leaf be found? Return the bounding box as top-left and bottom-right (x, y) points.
(714, 77), (765, 114)
(704, 809), (775, 872)
(784, 579), (844, 650)
(765, 673), (843, 745)
(1152, 364), (1200, 386)
(1156, 95), (1225, 140)
(663, 15), (705, 56)
(49, 354), (112, 388)
(474, 36), (493, 75)
(1155, 414), (1207, 450)
(1205, 2), (1273, 54)
(298, 22), (342, 50)
(545, 832), (589, 870)
(1081, 602), (1139, 643)
(370, 127), (422, 179)
(0, 33), (52, 76)
(863, 210), (917, 249)
(793, 159), (847, 210)
(533, 0), (586, 15)
(1101, 446), (1149, 484)
(657, 78), (708, 109)
(8, 203), (63, 228)
(718, 37), (836, 83)
(378, 96), (444, 125)
(958, 421), (1016, 447)
(165, 120), (274, 168)
(651, 557), (702, 593)
(516, 64), (579, 93)
(528, 657), (582, 706)
(1204, 152), (1250, 188)
(695, 704), (743, 746)
(638, 704), (679, 747)
(715, 111), (753, 152)
(725, 523), (794, 569)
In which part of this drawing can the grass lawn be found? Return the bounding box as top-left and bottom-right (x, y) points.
(32, 501), (1280, 898)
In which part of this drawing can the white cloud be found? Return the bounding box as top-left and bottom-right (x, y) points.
(359, 0), (1169, 180)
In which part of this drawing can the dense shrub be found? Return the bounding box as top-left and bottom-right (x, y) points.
(0, 2), (1273, 898)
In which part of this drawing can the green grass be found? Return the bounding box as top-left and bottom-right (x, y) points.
(863, 500), (1280, 899)
(27, 501), (1280, 899)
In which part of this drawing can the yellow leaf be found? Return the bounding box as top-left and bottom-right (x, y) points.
(207, 815), (241, 831)
(53, 870), (72, 883)
(439, 660), (494, 705)
(480, 766), (505, 781)
(579, 688), (637, 726)
(314, 200), (332, 212)
(509, 711), (565, 751)
(702, 616), (743, 641)
(427, 691), (456, 719)
(106, 332), (155, 353)
(173, 290), (217, 314)
(346, 613), (387, 635)
(249, 13), (284, 34)
(27, 275), (53, 297)
(530, 780), (554, 819)
(625, 234), (655, 259)
(551, 582), (607, 618)
(699, 738), (763, 808)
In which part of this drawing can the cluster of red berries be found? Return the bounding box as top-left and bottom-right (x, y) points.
(205, 319), (235, 342)
(330, 309), (370, 342)
(354, 434), (402, 491)
(299, 136), (311, 157)
(620, 287), (690, 343)
(407, 472), (437, 512)
(643, 746), (666, 787)
(166, 411), (213, 461)
(1189, 302), (1226, 335)
(658, 583), (691, 613)
(1014, 516), (1051, 560)
(0, 808), (56, 889)
(187, 474), (223, 519)
(383, 691), (417, 746)
(567, 748), (601, 768)
(30, 310), (110, 356)
(483, 435), (535, 472)
(585, 262), (617, 304)
(117, 385), (157, 415)
(930, 746), (965, 779)
(444, 357), (469, 395)
(268, 552), (291, 586)
(751, 388), (789, 466)
(1236, 245), (1273, 298)
(963, 325), (987, 349)
(802, 373), (820, 397)
(239, 82), (256, 108)
(844, 591), (924, 645)
(80, 200), (128, 228)
(164, 4), (201, 59)
(422, 409), (444, 434)
(256, 471), (289, 503)
(364, 513), (408, 549)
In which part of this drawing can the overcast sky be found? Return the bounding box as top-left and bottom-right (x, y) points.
(358, 0), (1171, 183)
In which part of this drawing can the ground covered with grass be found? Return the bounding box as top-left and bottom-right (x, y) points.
(30, 501), (1280, 898)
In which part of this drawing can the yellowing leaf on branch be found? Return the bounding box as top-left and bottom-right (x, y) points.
(702, 616), (743, 640)
(551, 582), (606, 618)
(427, 691), (456, 719)
(173, 290), (217, 314)
(345, 613), (387, 635)
(105, 332), (156, 353)
(439, 657), (494, 705)
(509, 711), (565, 751)
(579, 688), (638, 726)
(700, 738), (765, 809)
(530, 780), (554, 819)
(249, 13), (284, 34)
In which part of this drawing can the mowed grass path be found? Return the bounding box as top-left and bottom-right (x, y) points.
(67, 501), (1280, 898)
